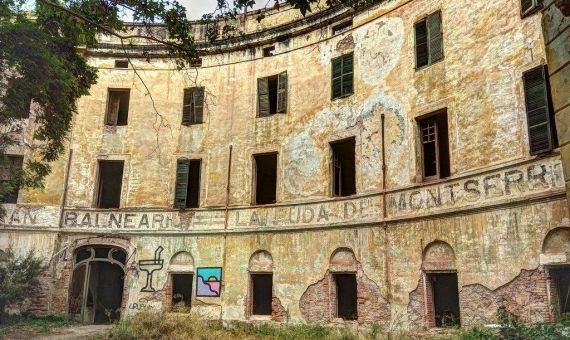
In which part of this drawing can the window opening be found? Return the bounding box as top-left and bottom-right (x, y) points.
(174, 159), (201, 209)
(330, 137), (356, 197)
(251, 274), (273, 315)
(550, 267), (570, 314)
(258, 72), (287, 116)
(96, 161), (124, 209)
(172, 274), (193, 308)
(418, 110), (449, 180)
(254, 153), (277, 205)
(114, 60), (128, 68)
(0, 155), (23, 204)
(521, 0), (541, 17)
(414, 11), (443, 69)
(182, 87), (205, 125)
(332, 20), (353, 35)
(428, 272), (460, 327)
(335, 274), (357, 320)
(331, 53), (354, 99)
(106, 89), (130, 126)
(263, 46), (275, 57)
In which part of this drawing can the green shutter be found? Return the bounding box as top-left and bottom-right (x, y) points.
(331, 56), (343, 99)
(193, 87), (204, 124)
(277, 72), (287, 113)
(182, 89), (193, 125)
(342, 53), (354, 96)
(523, 65), (553, 155)
(427, 11), (443, 64)
(415, 20), (429, 68)
(258, 77), (270, 116)
(174, 160), (190, 208)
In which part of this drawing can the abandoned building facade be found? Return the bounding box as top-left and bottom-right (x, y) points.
(2, 0), (570, 329)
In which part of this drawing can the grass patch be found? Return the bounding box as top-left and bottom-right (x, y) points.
(0, 314), (78, 337)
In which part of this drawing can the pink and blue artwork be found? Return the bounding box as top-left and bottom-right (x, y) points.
(196, 267), (222, 297)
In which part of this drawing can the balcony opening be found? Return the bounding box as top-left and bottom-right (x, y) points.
(96, 160), (124, 209)
(330, 137), (356, 197)
(253, 153), (277, 205)
(418, 109), (450, 181)
(251, 274), (272, 315)
(106, 89), (130, 126)
(335, 273), (357, 320)
(550, 267), (570, 314)
(428, 272), (460, 327)
(171, 273), (193, 308)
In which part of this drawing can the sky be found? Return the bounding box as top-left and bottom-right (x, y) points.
(178, 0), (266, 20)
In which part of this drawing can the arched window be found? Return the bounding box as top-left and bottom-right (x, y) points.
(169, 251), (194, 308)
(330, 248), (358, 320)
(542, 227), (570, 314)
(249, 250), (273, 316)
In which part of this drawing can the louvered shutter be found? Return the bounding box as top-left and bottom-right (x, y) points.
(415, 20), (429, 68)
(332, 57), (343, 99)
(277, 72), (288, 113)
(193, 87), (205, 123)
(523, 65), (553, 155)
(174, 160), (190, 208)
(427, 11), (443, 64)
(342, 53), (354, 96)
(182, 89), (193, 125)
(258, 77), (270, 117)
(521, 0), (537, 16)
(107, 93), (120, 125)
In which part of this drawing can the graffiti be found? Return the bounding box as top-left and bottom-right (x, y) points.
(139, 246), (164, 292)
(196, 267), (222, 297)
(128, 298), (161, 311)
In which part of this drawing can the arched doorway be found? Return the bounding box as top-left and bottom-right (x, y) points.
(68, 245), (127, 324)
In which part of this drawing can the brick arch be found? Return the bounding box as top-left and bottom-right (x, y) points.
(542, 227), (570, 256)
(329, 247), (357, 272)
(422, 240), (456, 271)
(248, 250), (273, 272)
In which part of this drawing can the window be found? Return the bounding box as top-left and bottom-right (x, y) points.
(331, 53), (354, 100)
(190, 57), (202, 67)
(332, 20), (353, 35)
(171, 274), (193, 308)
(335, 274), (357, 320)
(414, 11), (443, 69)
(106, 89), (130, 126)
(258, 72), (287, 116)
(0, 155), (23, 203)
(330, 137), (356, 197)
(96, 160), (124, 209)
(523, 65), (558, 155)
(521, 0), (542, 17)
(182, 87), (205, 125)
(251, 274), (272, 315)
(550, 267), (570, 314)
(114, 60), (128, 68)
(263, 46), (275, 57)
(427, 272), (460, 327)
(253, 153), (277, 205)
(418, 110), (450, 181)
(174, 159), (201, 209)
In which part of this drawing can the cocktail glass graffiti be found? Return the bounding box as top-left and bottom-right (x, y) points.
(138, 246), (164, 292)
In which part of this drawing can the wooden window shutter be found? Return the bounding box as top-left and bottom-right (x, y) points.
(174, 160), (190, 208)
(342, 53), (354, 96)
(258, 77), (270, 117)
(182, 89), (193, 125)
(277, 72), (287, 113)
(427, 11), (443, 64)
(331, 56), (343, 99)
(107, 92), (120, 125)
(193, 87), (205, 123)
(415, 19), (429, 68)
(523, 65), (553, 155)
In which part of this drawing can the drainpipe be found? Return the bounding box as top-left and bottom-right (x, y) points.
(381, 113), (392, 301)
(219, 145), (233, 321)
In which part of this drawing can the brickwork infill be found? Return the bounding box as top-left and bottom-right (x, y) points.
(299, 268), (390, 325)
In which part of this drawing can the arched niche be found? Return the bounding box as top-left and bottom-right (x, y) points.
(422, 240), (456, 271)
(330, 247), (357, 272)
(249, 250), (273, 272)
(168, 251), (194, 272)
(540, 227), (570, 265)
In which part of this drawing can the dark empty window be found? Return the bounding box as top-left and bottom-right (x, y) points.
(106, 89), (130, 126)
(418, 110), (450, 180)
(550, 267), (570, 314)
(332, 53), (354, 100)
(182, 87), (205, 125)
(523, 65), (558, 155)
(114, 60), (129, 68)
(335, 274), (357, 320)
(332, 20), (353, 35)
(258, 72), (287, 116)
(174, 159), (201, 209)
(172, 274), (193, 308)
(251, 274), (272, 315)
(521, 0), (541, 17)
(96, 161), (124, 209)
(0, 155), (23, 204)
(414, 11), (443, 69)
(331, 138), (356, 197)
(428, 272), (460, 327)
(190, 57), (202, 67)
(263, 46), (275, 57)
(254, 153), (277, 205)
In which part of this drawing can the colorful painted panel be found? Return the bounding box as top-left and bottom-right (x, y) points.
(196, 267), (222, 297)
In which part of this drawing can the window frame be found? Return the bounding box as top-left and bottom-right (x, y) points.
(257, 72), (288, 117)
(105, 88), (130, 126)
(416, 109), (450, 182)
(414, 11), (444, 71)
(329, 137), (356, 197)
(182, 87), (205, 126)
(95, 160), (125, 209)
(331, 52), (354, 100)
(252, 152), (279, 206)
(520, 0), (542, 18)
(173, 158), (202, 209)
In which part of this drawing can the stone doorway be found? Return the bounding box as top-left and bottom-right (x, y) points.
(68, 246), (127, 324)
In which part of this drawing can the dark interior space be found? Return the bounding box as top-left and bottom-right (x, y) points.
(551, 267), (570, 314)
(114, 60), (128, 68)
(107, 90), (130, 126)
(0, 155), (23, 204)
(335, 273), (358, 320)
(251, 274), (273, 315)
(430, 272), (460, 327)
(172, 274), (193, 308)
(97, 161), (124, 209)
(268, 75), (278, 115)
(419, 110), (449, 179)
(186, 160), (201, 208)
(254, 153), (277, 205)
(332, 20), (353, 35)
(331, 138), (356, 197)
(263, 46), (275, 57)
(93, 261), (124, 324)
